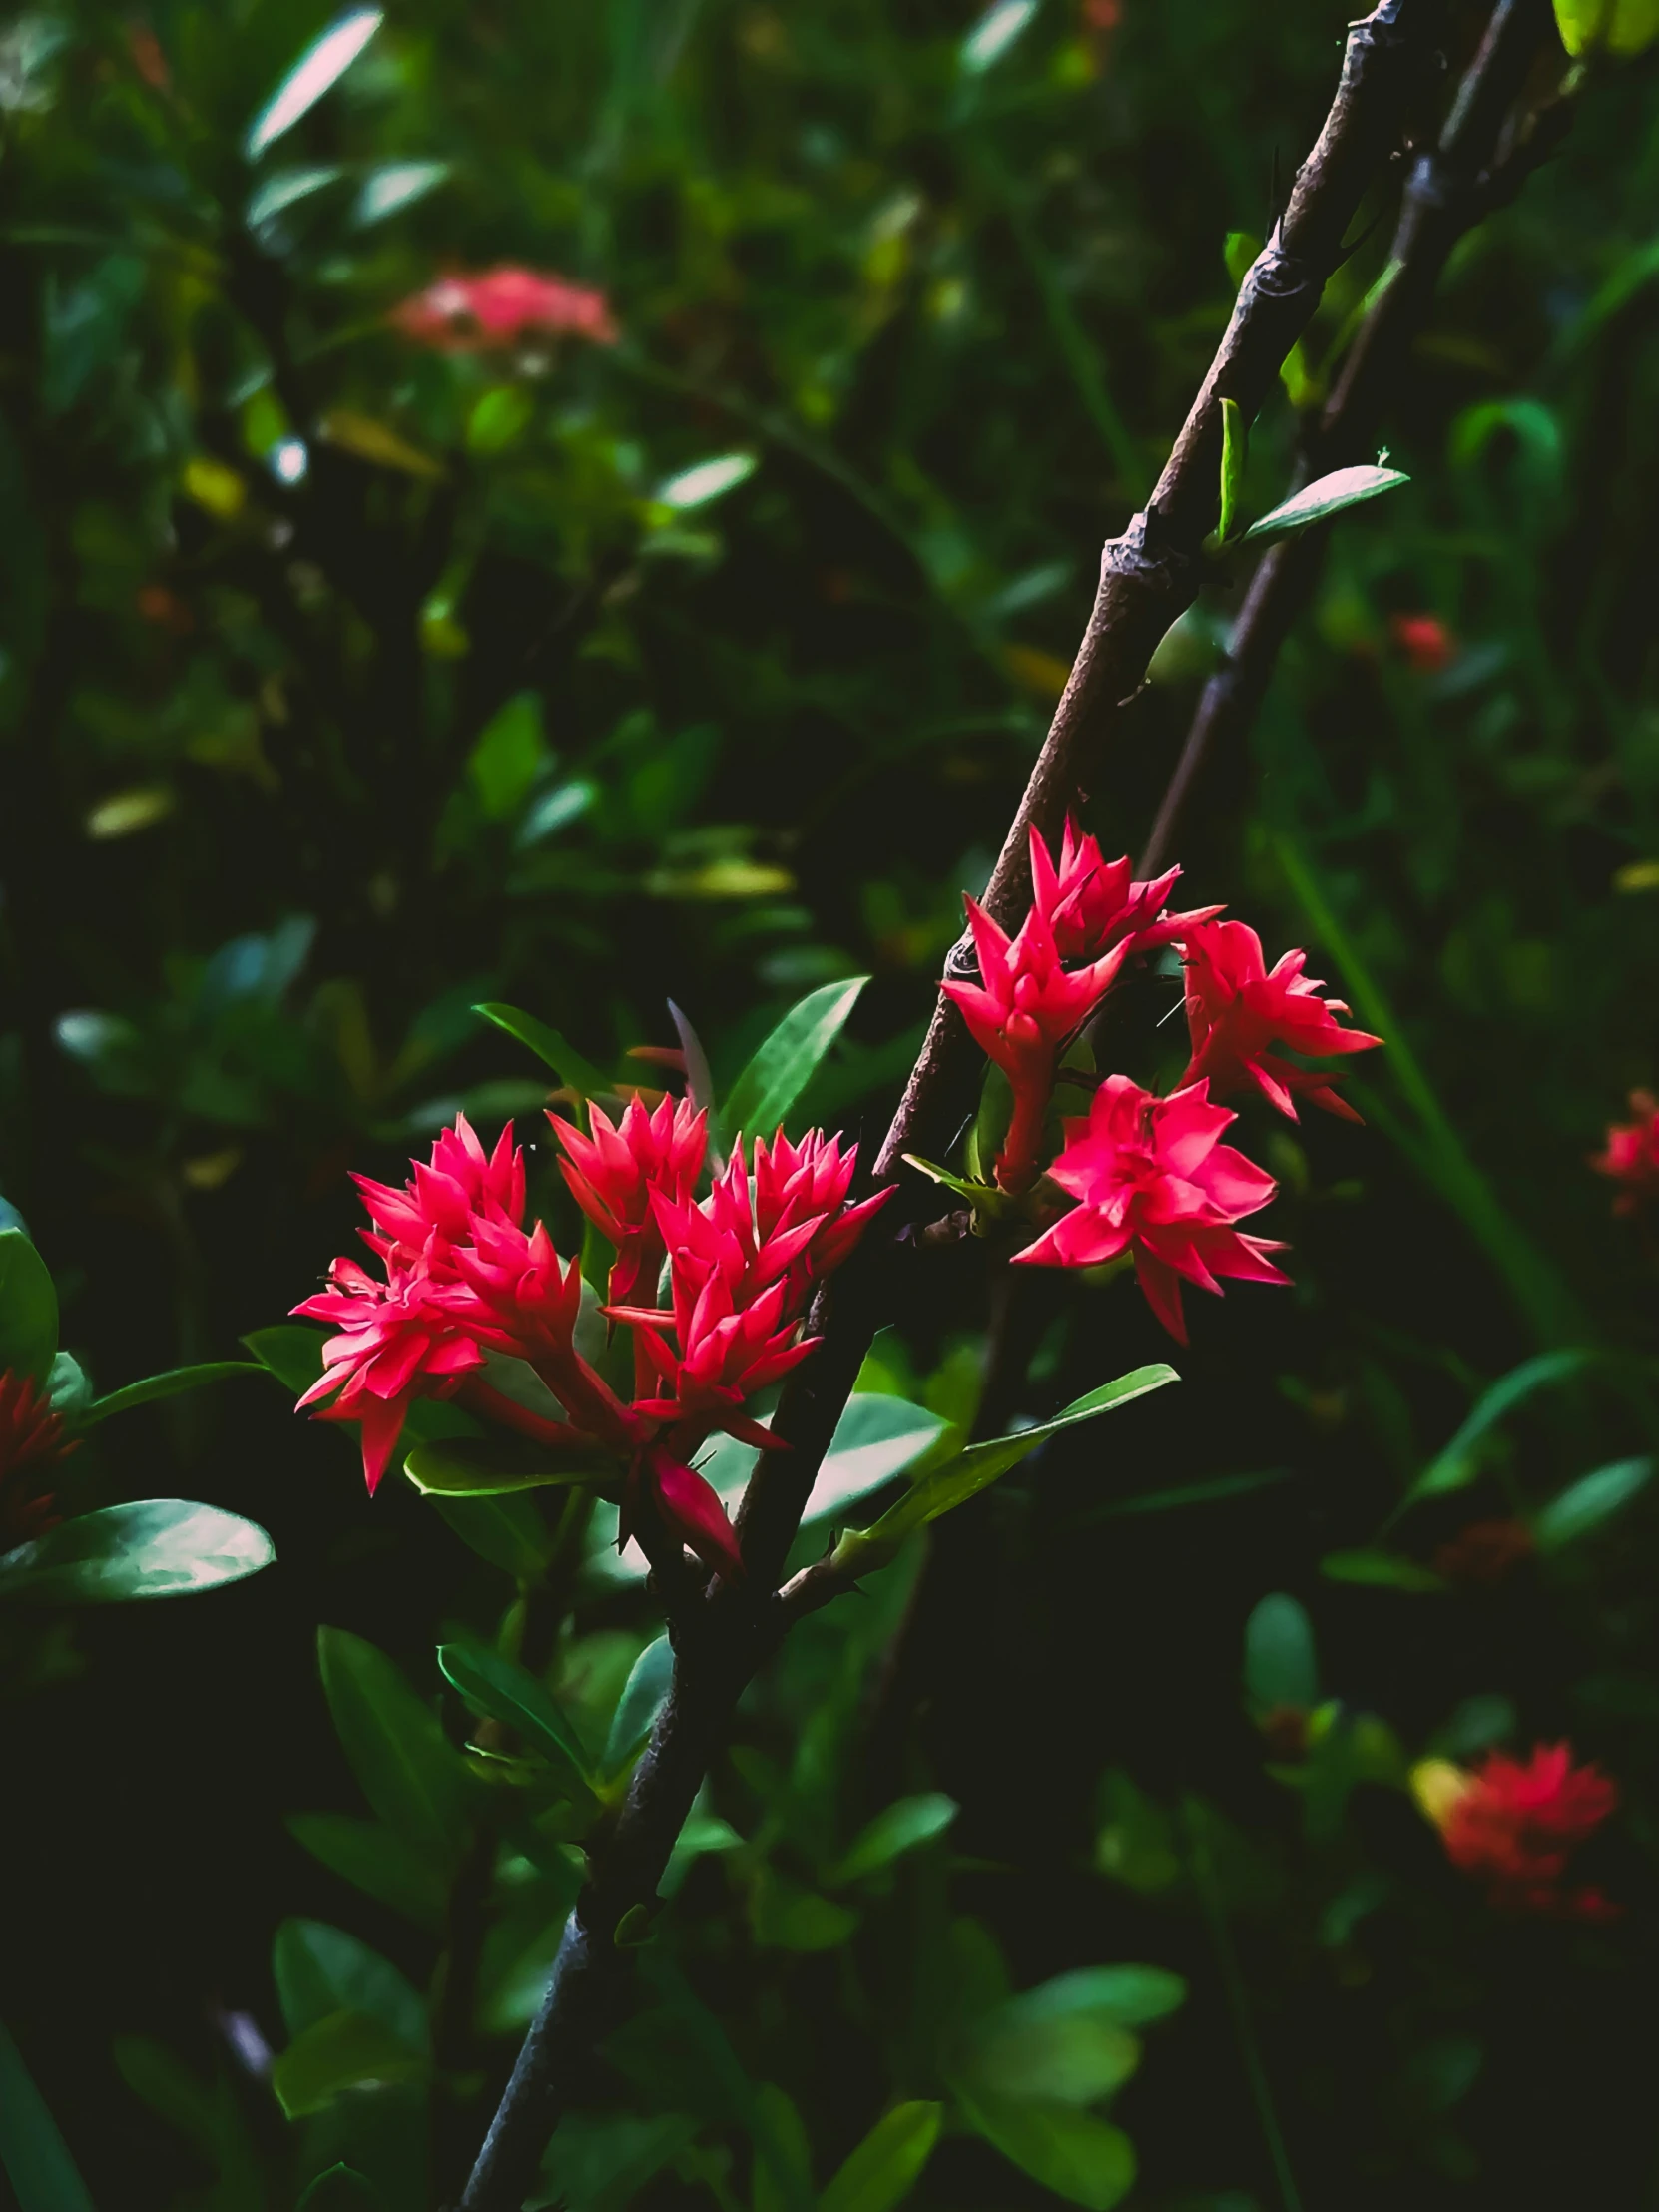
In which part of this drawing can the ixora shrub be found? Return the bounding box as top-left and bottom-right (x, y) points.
(239, 822), (1370, 2211)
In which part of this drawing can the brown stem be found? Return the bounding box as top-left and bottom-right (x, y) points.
(453, 12), (1447, 2205)
(1141, 0), (1564, 878)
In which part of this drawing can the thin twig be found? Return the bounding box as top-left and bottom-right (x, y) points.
(453, 12), (1446, 2205)
(1142, 0), (1566, 878)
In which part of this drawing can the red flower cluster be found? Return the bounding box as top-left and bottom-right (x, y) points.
(1416, 1743), (1619, 1920)
(391, 268), (618, 352)
(294, 1104), (884, 1581)
(1590, 1089), (1659, 1215)
(0, 1370), (73, 1552)
(947, 820), (1381, 1339)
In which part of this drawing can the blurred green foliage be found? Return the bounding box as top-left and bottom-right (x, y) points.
(4, 1), (1659, 2208)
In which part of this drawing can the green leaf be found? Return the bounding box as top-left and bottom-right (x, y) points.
(832, 1368), (1178, 1576)
(285, 1814), (447, 1929)
(605, 1633), (673, 1772)
(246, 165), (344, 227)
(954, 2091), (1135, 2211)
(827, 1794), (958, 1886)
(472, 1002), (605, 1095)
(431, 1494), (557, 1578)
(653, 453), (757, 509)
(1244, 1593), (1318, 1711)
(1241, 464), (1409, 544)
(534, 2112), (699, 2212)
(403, 1433), (607, 1497)
(246, 9), (383, 158)
(271, 2010), (426, 2120)
(437, 1634), (595, 1798)
(47, 1354), (92, 1420)
(0, 1230), (58, 1383)
(82, 1362), (262, 1425)
(1217, 396), (1246, 543)
(0, 1501), (274, 1605)
(1011, 1965), (1186, 2029)
(900, 1153), (1005, 1211)
(960, 0), (1040, 73)
(1408, 1350), (1597, 1503)
(954, 1994), (1141, 2107)
(819, 2102), (942, 2212)
(273, 1920), (428, 2049)
(721, 978), (867, 1141)
(749, 1870), (860, 1951)
(0, 2016), (96, 2212)
(1320, 1548), (1447, 1593)
(242, 1323), (327, 1394)
(805, 1395), (951, 1523)
(751, 2082), (813, 2212)
(316, 1627), (473, 1864)
(352, 159), (450, 227)
(295, 2167), (379, 2211)
(1554, 0), (1659, 54)
(1534, 1455), (1654, 1551)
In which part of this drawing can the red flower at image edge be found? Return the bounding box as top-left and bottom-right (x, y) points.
(0, 1370), (72, 1550)
(1013, 1074), (1288, 1343)
(391, 268), (618, 351)
(1181, 916), (1382, 1122)
(1590, 1089), (1659, 1214)
(1414, 1742), (1619, 1920)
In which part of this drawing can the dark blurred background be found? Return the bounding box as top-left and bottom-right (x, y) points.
(4, 2), (1659, 2207)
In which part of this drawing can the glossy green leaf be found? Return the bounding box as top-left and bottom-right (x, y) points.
(403, 1433), (607, 1497)
(1242, 464), (1409, 544)
(806, 1395), (951, 1522)
(961, 0), (1039, 72)
(1217, 396), (1246, 542)
(285, 1814), (447, 1929)
(1534, 1455), (1654, 1551)
(83, 1361), (262, 1425)
(751, 2082), (813, 2212)
(819, 2101), (942, 2212)
(1408, 1350), (1596, 1502)
(954, 2090), (1136, 2211)
(1244, 1592), (1318, 1712)
(1320, 1548), (1447, 1593)
(0, 1230), (58, 1384)
(832, 1367), (1178, 1575)
(273, 1919), (428, 2049)
(247, 9), (383, 158)
(246, 165), (343, 227)
(1554, 0), (1659, 54)
(352, 160), (450, 227)
(653, 453), (757, 509)
(431, 1493), (557, 1578)
(721, 977), (867, 1141)
(605, 1633), (673, 1772)
(271, 2009), (426, 2119)
(472, 1002), (605, 1095)
(0, 1500), (274, 1605)
(437, 1634), (595, 1797)
(828, 1793), (958, 1886)
(0, 2016), (96, 2212)
(242, 1323), (326, 1394)
(316, 1627), (473, 1863)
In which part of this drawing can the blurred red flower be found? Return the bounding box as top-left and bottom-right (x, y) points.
(1389, 612), (1456, 673)
(1431, 1517), (1535, 1585)
(1590, 1089), (1659, 1215)
(391, 268), (618, 351)
(1416, 1742), (1619, 1919)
